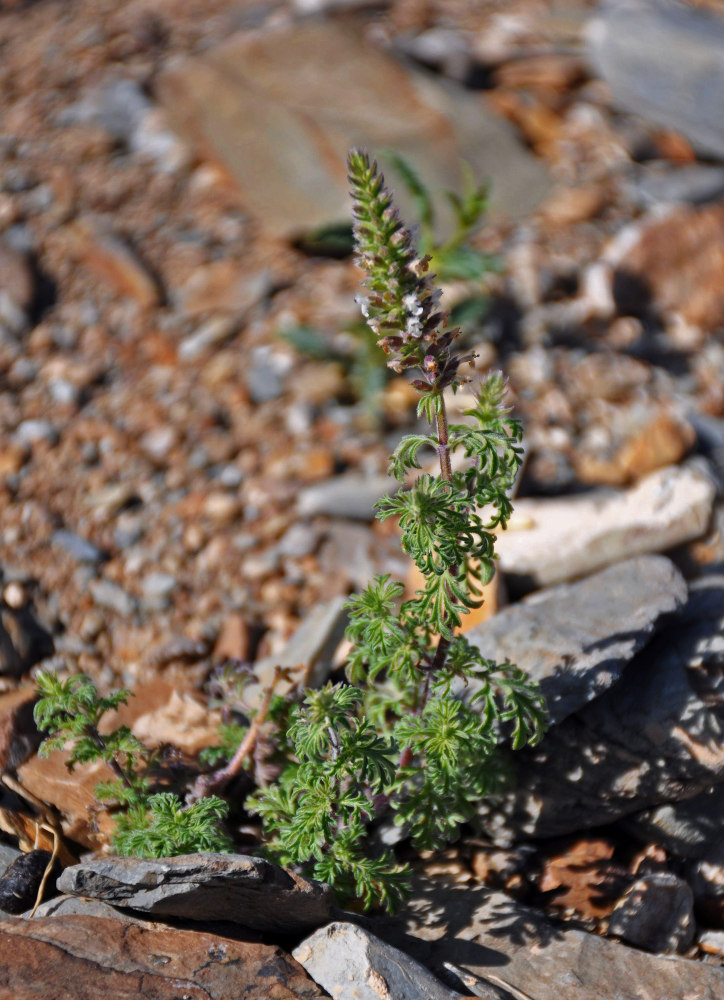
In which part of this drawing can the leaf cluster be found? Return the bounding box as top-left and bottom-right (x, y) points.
(33, 670), (231, 858)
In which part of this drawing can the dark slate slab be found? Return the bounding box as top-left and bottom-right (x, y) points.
(487, 573), (724, 838)
(56, 853), (335, 933)
(464, 555), (687, 725)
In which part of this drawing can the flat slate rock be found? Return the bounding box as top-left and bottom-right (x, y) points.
(379, 879), (724, 1000)
(56, 853), (335, 933)
(294, 921), (466, 1000)
(588, 0), (724, 161)
(489, 573), (724, 838)
(157, 19), (551, 238)
(464, 555), (686, 725)
(495, 462), (715, 590)
(0, 914), (325, 999)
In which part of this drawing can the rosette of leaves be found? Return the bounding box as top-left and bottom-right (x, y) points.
(248, 150), (546, 912)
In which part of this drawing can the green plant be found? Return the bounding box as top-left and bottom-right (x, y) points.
(280, 154), (499, 419)
(248, 150), (545, 911)
(34, 671), (232, 856)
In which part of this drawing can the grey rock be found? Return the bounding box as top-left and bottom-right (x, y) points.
(29, 894), (136, 922)
(141, 571), (177, 610)
(298, 474), (395, 520)
(57, 853), (335, 933)
(277, 522), (321, 559)
(14, 419), (58, 446)
(628, 163), (724, 208)
(293, 921), (465, 1000)
(379, 879), (724, 1000)
(465, 555), (686, 725)
(488, 573), (724, 838)
(0, 842), (22, 918)
(89, 579), (137, 617)
(623, 784), (724, 860)
(252, 595), (348, 702)
(496, 462), (716, 590)
(608, 873), (695, 954)
(245, 345), (291, 404)
(588, 0), (724, 161)
(51, 529), (106, 565)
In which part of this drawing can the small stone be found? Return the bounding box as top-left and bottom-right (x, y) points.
(203, 492), (240, 522)
(609, 873), (695, 954)
(139, 426), (177, 462)
(298, 473), (395, 520)
(67, 218), (160, 309)
(699, 930), (724, 958)
(141, 571), (176, 610)
(294, 922), (463, 1000)
(277, 522), (320, 559)
(14, 420), (58, 446)
(627, 163), (724, 208)
(57, 854), (335, 933)
(176, 263), (271, 319)
(52, 529), (106, 564)
(0, 686), (41, 771)
(89, 579), (136, 617)
(244, 345), (293, 404)
(178, 314), (238, 360)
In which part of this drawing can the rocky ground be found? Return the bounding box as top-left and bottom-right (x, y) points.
(1, 0), (724, 996)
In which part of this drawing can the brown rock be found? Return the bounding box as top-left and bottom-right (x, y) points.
(0, 240), (34, 315)
(0, 915), (325, 999)
(157, 20), (550, 238)
(613, 204), (724, 332)
(574, 408), (695, 486)
(66, 218), (160, 309)
(17, 750), (114, 848)
(539, 184), (607, 227)
(0, 686), (41, 771)
(175, 261), (271, 317)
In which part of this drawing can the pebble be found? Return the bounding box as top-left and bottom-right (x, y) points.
(14, 419), (58, 446)
(89, 579), (136, 617)
(297, 473), (395, 520)
(294, 922), (464, 1000)
(51, 529), (106, 564)
(609, 873), (695, 954)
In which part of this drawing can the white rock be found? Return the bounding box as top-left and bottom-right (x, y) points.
(496, 462), (716, 588)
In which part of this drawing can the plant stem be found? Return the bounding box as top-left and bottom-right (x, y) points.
(192, 666), (282, 800)
(88, 727), (137, 792)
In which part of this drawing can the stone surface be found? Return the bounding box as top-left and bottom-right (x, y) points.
(0, 686), (41, 771)
(57, 853), (336, 933)
(294, 921), (465, 1000)
(623, 783), (724, 860)
(488, 573), (724, 838)
(248, 596), (349, 707)
(157, 19), (551, 238)
(380, 879), (724, 1000)
(0, 602), (54, 678)
(464, 555), (686, 725)
(66, 217), (161, 309)
(0, 914), (326, 999)
(608, 872), (695, 954)
(611, 204), (724, 332)
(627, 163), (724, 208)
(495, 462), (716, 590)
(588, 0), (724, 160)
(298, 474), (395, 521)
